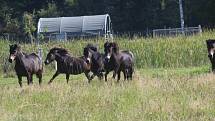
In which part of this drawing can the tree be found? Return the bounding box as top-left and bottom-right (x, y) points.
(38, 3), (60, 18)
(23, 12), (36, 44)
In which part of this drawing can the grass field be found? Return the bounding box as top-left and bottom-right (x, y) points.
(0, 31), (215, 121)
(0, 67), (214, 121)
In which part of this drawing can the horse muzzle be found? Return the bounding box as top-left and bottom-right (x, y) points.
(8, 58), (13, 63)
(44, 60), (50, 65)
(105, 55), (111, 63)
(8, 55), (16, 63)
(210, 50), (214, 58)
(86, 58), (91, 64)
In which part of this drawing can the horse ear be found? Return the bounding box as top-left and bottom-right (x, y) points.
(16, 45), (21, 51)
(14, 44), (18, 47)
(104, 41), (110, 48)
(206, 39), (215, 50)
(112, 42), (119, 53)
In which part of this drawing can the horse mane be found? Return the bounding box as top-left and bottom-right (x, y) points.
(111, 42), (119, 53)
(83, 47), (89, 57)
(86, 44), (98, 52)
(104, 41), (110, 49)
(50, 47), (69, 55)
(10, 44), (21, 51)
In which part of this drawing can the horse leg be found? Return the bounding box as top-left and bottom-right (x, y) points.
(30, 74), (33, 85)
(85, 72), (92, 83)
(130, 68), (134, 80)
(66, 74), (70, 84)
(112, 71), (116, 79)
(105, 71), (110, 82)
(48, 71), (59, 84)
(130, 71), (133, 80)
(113, 66), (120, 80)
(18, 76), (22, 87)
(117, 71), (121, 82)
(97, 69), (104, 80)
(27, 74), (32, 85)
(123, 70), (126, 81)
(90, 73), (96, 80)
(36, 72), (42, 86)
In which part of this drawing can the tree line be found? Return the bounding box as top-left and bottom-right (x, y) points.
(0, 0), (214, 39)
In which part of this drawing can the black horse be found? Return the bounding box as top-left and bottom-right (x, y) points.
(206, 39), (215, 72)
(83, 44), (105, 80)
(104, 41), (134, 81)
(44, 47), (92, 84)
(8, 44), (43, 87)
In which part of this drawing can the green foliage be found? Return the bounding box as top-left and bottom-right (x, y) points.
(38, 3), (60, 18)
(1, 0), (215, 36)
(65, 0), (76, 6)
(3, 14), (20, 33)
(23, 12), (36, 43)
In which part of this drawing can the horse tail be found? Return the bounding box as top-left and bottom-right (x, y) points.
(31, 53), (43, 71)
(128, 51), (134, 59)
(121, 50), (134, 59)
(127, 51), (135, 75)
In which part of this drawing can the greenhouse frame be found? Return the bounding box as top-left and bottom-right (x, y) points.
(37, 14), (112, 40)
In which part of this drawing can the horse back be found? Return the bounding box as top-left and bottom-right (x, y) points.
(118, 51), (134, 71)
(14, 52), (43, 76)
(25, 53), (43, 71)
(64, 56), (90, 74)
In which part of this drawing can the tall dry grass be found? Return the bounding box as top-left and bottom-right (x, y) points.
(1, 31), (214, 72)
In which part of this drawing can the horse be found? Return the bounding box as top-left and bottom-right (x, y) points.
(83, 44), (105, 80)
(103, 41), (134, 82)
(44, 47), (92, 84)
(206, 39), (215, 72)
(8, 44), (43, 87)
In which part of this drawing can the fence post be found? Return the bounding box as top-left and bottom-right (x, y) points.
(65, 32), (67, 41)
(198, 25), (202, 33)
(153, 30), (155, 37)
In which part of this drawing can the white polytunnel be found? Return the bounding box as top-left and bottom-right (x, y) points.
(37, 14), (112, 40)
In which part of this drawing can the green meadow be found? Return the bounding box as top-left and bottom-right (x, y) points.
(0, 31), (215, 121)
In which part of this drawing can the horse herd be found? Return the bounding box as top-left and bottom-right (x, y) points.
(8, 39), (215, 87)
(8, 42), (134, 87)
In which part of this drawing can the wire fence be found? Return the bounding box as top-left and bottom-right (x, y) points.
(153, 25), (202, 37)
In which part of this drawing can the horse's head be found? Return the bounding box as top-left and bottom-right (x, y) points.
(44, 48), (69, 65)
(104, 42), (119, 62)
(8, 44), (21, 63)
(206, 39), (215, 72)
(86, 44), (98, 52)
(83, 44), (98, 64)
(83, 47), (93, 64)
(206, 39), (215, 58)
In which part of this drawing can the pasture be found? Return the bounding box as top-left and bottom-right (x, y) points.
(0, 31), (215, 121)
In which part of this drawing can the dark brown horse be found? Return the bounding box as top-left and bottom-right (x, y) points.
(104, 42), (134, 81)
(44, 47), (92, 84)
(8, 44), (43, 87)
(206, 39), (215, 72)
(83, 44), (105, 80)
